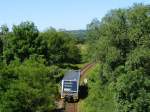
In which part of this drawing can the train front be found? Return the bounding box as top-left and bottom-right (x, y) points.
(61, 70), (80, 101)
(61, 80), (78, 101)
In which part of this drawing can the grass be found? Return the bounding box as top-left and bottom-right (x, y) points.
(77, 44), (89, 63)
(74, 63), (88, 69)
(78, 64), (116, 112)
(56, 63), (87, 70)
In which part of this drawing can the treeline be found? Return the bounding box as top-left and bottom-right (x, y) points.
(84, 4), (150, 112)
(0, 22), (81, 65)
(0, 22), (81, 111)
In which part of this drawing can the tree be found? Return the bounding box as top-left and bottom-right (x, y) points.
(86, 4), (150, 112)
(0, 25), (9, 35)
(40, 28), (81, 65)
(0, 36), (3, 59)
(0, 59), (63, 112)
(0, 25), (9, 61)
(12, 21), (39, 61)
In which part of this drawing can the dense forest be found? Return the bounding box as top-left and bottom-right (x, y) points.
(81, 4), (150, 112)
(0, 3), (150, 112)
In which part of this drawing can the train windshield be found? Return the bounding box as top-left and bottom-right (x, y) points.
(63, 81), (77, 92)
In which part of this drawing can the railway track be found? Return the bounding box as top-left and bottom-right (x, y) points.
(64, 63), (94, 112)
(80, 63), (94, 76)
(65, 102), (77, 112)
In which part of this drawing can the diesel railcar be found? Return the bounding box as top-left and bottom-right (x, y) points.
(61, 70), (80, 101)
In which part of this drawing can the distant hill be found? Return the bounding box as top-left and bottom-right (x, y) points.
(66, 30), (87, 42)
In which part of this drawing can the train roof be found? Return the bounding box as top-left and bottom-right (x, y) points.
(62, 70), (80, 81)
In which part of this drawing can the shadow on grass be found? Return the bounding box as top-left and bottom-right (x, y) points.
(52, 108), (64, 112)
(79, 84), (88, 99)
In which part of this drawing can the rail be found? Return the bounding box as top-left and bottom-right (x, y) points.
(80, 63), (94, 76)
(64, 63), (95, 112)
(65, 102), (77, 112)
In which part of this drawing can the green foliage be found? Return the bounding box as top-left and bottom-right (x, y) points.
(0, 59), (63, 112)
(0, 25), (9, 60)
(0, 24), (9, 35)
(1, 22), (81, 65)
(115, 69), (150, 112)
(0, 21), (82, 111)
(2, 22), (39, 63)
(80, 64), (116, 112)
(40, 28), (81, 64)
(67, 30), (87, 43)
(87, 3), (150, 112)
(125, 47), (150, 72)
(0, 36), (3, 59)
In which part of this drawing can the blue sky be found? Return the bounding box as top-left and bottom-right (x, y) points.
(0, 0), (149, 31)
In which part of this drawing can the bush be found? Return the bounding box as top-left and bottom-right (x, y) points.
(0, 59), (64, 112)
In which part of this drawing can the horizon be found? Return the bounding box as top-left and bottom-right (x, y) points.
(0, 0), (150, 31)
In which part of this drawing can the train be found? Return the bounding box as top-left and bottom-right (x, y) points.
(61, 70), (80, 101)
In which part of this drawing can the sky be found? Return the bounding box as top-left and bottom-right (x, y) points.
(0, 0), (150, 31)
